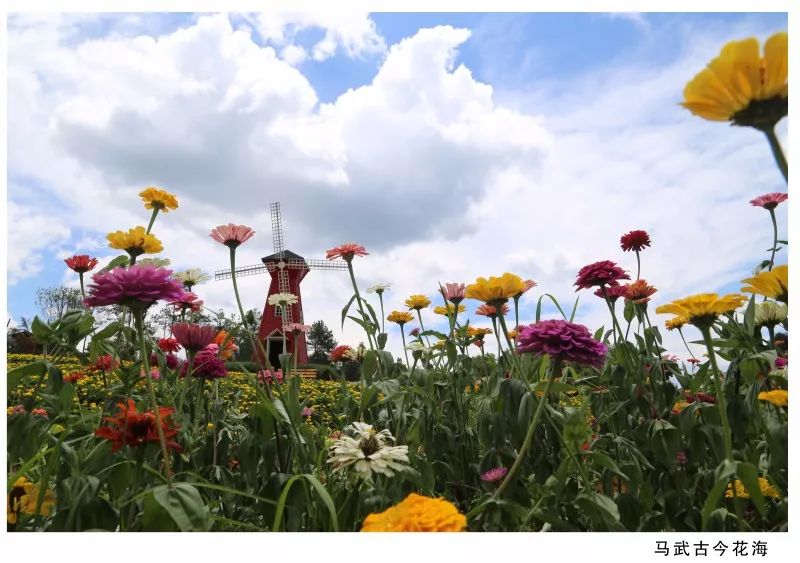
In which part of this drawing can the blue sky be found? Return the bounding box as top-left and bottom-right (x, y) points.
(6, 12), (788, 357)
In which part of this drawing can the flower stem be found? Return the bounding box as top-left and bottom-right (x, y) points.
(677, 328), (696, 360)
(400, 325), (410, 368)
(493, 358), (561, 498)
(133, 309), (173, 484)
(763, 126), (788, 183)
(78, 273), (85, 300)
(378, 293), (385, 334)
(635, 250), (641, 280)
(416, 309), (431, 347)
(145, 208), (160, 234)
(767, 208), (779, 271)
(700, 327), (733, 461)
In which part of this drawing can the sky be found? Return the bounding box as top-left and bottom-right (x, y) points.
(5, 11), (789, 361)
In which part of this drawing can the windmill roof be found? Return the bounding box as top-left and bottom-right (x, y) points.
(262, 249), (306, 263)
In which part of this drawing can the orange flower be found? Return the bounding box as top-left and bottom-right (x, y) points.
(95, 399), (181, 453)
(213, 330), (238, 360)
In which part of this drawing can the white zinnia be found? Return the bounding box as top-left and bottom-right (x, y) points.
(754, 302), (788, 326)
(366, 283), (392, 294)
(327, 422), (410, 481)
(138, 257), (172, 268)
(267, 293), (298, 306)
(174, 268), (210, 287)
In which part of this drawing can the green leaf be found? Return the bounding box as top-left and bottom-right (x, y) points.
(589, 451), (630, 481)
(152, 483), (211, 532)
(340, 294), (357, 330)
(735, 461), (766, 517)
(743, 295), (756, 334)
(30, 316), (52, 343)
(377, 332), (388, 349)
(623, 300), (635, 323)
(272, 474), (339, 532)
(94, 321), (121, 340)
(701, 459), (737, 530)
(576, 491), (626, 531)
(361, 350), (378, 383)
(101, 254), (129, 272)
(535, 293), (569, 322)
(7, 360), (48, 390)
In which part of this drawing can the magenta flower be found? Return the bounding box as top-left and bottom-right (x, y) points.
(170, 291), (204, 313)
(409, 327), (421, 337)
(210, 223), (255, 248)
(150, 352), (180, 370)
(181, 344), (227, 379)
(620, 230), (651, 252)
(283, 323), (311, 334)
(442, 283), (466, 304)
(593, 283), (628, 303)
(750, 192), (788, 210)
(481, 466), (508, 483)
(83, 265), (186, 309)
(325, 243), (368, 261)
(517, 319), (607, 368)
(258, 369), (284, 384)
(171, 323), (218, 352)
(775, 356), (787, 369)
(574, 260), (630, 290)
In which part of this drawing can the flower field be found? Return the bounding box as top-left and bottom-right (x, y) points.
(6, 31), (789, 533)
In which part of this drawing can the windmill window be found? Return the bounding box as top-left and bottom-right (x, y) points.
(274, 305), (282, 317)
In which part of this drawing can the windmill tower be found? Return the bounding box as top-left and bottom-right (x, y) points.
(215, 202), (347, 369)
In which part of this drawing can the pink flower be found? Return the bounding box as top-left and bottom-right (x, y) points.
(283, 323), (311, 334)
(170, 291), (204, 313)
(481, 466), (508, 483)
(84, 265), (186, 309)
(171, 323), (218, 352)
(620, 230), (651, 252)
(210, 223), (255, 248)
(64, 255), (99, 274)
(475, 303), (509, 318)
(442, 283), (466, 304)
(9, 405), (25, 415)
(593, 283), (628, 303)
(325, 243), (368, 262)
(147, 367), (162, 380)
(750, 192), (788, 210)
(31, 408), (49, 418)
(775, 356), (787, 369)
(517, 279), (537, 297)
(574, 260), (630, 290)
(258, 368), (284, 384)
(409, 328), (421, 337)
(301, 407), (314, 417)
(150, 352), (180, 370)
(517, 319), (607, 368)
(181, 344), (227, 380)
(329, 345), (352, 362)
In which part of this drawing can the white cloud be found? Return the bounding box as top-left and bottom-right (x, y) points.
(7, 202), (71, 284)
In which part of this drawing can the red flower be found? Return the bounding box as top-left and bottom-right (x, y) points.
(574, 260), (630, 290)
(594, 283), (628, 302)
(158, 337), (181, 353)
(64, 254), (99, 274)
(94, 354), (118, 373)
(170, 292), (204, 313)
(329, 344), (353, 362)
(475, 303), (510, 318)
(687, 358), (700, 365)
(325, 243), (368, 262)
(63, 371), (86, 383)
(750, 192), (787, 210)
(620, 230), (651, 252)
(95, 399), (181, 453)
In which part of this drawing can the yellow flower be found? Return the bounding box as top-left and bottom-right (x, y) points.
(387, 311), (415, 325)
(139, 187), (179, 212)
(725, 477), (781, 499)
(465, 273), (524, 305)
(671, 400), (691, 414)
(433, 304), (466, 316)
(741, 265), (788, 303)
(758, 389), (787, 407)
(361, 493), (466, 532)
(682, 32), (788, 127)
(7, 477), (56, 525)
(656, 293), (747, 328)
(467, 326), (493, 338)
(107, 226), (163, 256)
(664, 316), (689, 331)
(405, 295), (431, 311)
(507, 329), (518, 340)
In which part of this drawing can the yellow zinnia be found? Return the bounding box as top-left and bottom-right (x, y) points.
(656, 293), (747, 328)
(139, 187), (179, 212)
(664, 316), (689, 331)
(758, 389), (787, 408)
(361, 493), (466, 532)
(7, 477), (56, 525)
(465, 273), (525, 305)
(405, 295), (431, 311)
(741, 265), (788, 303)
(467, 326), (493, 339)
(725, 477), (781, 500)
(682, 32), (787, 127)
(433, 304), (466, 316)
(107, 226), (163, 256)
(387, 310), (415, 325)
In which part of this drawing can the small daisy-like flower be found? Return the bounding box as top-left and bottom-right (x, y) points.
(173, 268), (211, 291)
(107, 226), (163, 257)
(327, 422), (410, 481)
(624, 279), (658, 304)
(387, 311), (415, 326)
(210, 223), (255, 249)
(480, 466), (508, 483)
(750, 192), (788, 210)
(656, 293), (748, 329)
(64, 255), (99, 274)
(405, 294), (431, 311)
(433, 304), (466, 317)
(475, 303), (509, 318)
(329, 345), (353, 362)
(575, 260), (630, 290)
(366, 282), (391, 294)
(754, 301), (788, 327)
(139, 187), (179, 212)
(326, 243), (368, 262)
(620, 230), (651, 252)
(283, 323), (311, 334)
(267, 293), (298, 307)
(594, 284), (628, 303)
(465, 273), (525, 305)
(441, 282), (466, 304)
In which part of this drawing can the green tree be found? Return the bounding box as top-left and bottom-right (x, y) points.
(35, 286), (83, 323)
(307, 320), (337, 364)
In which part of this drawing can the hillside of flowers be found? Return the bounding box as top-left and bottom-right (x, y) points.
(6, 32), (788, 532)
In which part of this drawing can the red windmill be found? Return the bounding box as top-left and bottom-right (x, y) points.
(214, 203), (347, 369)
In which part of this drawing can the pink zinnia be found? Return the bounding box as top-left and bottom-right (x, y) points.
(409, 328), (421, 337)
(329, 345), (352, 362)
(171, 323), (218, 352)
(84, 265), (186, 309)
(442, 283), (466, 304)
(517, 319), (607, 368)
(283, 323), (311, 334)
(775, 356), (787, 369)
(750, 192), (788, 210)
(594, 283), (628, 303)
(574, 260), (630, 290)
(170, 291), (204, 313)
(325, 243), (368, 262)
(210, 223), (255, 248)
(620, 230), (651, 252)
(301, 407), (314, 417)
(475, 303), (509, 318)
(181, 344), (227, 379)
(481, 466), (508, 483)
(65, 255), (99, 274)
(31, 408), (49, 418)
(158, 337), (181, 353)
(258, 368), (284, 384)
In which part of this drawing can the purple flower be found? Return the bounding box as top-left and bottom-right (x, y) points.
(481, 466), (508, 483)
(593, 283), (628, 303)
(409, 327), (421, 337)
(181, 344), (227, 380)
(775, 356), (787, 369)
(84, 265), (186, 308)
(574, 260), (630, 290)
(517, 319), (607, 368)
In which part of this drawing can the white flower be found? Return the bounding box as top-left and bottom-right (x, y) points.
(754, 302), (788, 326)
(366, 282), (392, 294)
(173, 268), (210, 287)
(344, 343), (367, 361)
(138, 257), (172, 268)
(327, 422), (410, 481)
(267, 293), (298, 307)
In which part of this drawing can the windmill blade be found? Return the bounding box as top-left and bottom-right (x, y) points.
(270, 202), (285, 258)
(215, 264), (268, 280)
(302, 258), (349, 271)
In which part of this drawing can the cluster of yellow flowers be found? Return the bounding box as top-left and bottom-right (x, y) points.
(725, 477), (781, 500)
